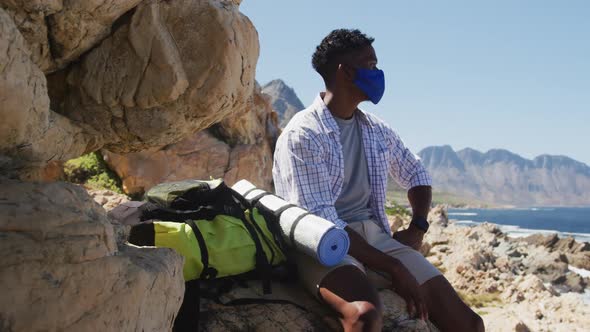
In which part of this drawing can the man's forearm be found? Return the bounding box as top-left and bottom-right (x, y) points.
(407, 185), (432, 219)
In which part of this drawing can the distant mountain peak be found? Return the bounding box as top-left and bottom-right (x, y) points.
(418, 145), (465, 171)
(262, 79), (304, 128)
(263, 79), (289, 91)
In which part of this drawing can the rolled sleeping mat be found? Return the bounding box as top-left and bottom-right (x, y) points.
(232, 180), (350, 266)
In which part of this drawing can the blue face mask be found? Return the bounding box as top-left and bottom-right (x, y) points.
(353, 68), (385, 104)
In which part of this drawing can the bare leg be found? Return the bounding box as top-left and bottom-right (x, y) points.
(318, 265), (383, 332)
(420, 275), (484, 332)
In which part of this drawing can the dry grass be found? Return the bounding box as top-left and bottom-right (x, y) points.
(457, 291), (502, 308)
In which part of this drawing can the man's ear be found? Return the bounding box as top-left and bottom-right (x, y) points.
(338, 64), (355, 80)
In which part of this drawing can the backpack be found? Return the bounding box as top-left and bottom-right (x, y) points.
(127, 179), (290, 331)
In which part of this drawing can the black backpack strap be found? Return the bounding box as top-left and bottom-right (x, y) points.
(140, 202), (222, 222)
(288, 212), (312, 247)
(240, 187), (259, 200)
(224, 189), (273, 293)
(248, 191), (272, 206)
(273, 203), (297, 216)
(186, 220), (218, 280)
(238, 212), (273, 294)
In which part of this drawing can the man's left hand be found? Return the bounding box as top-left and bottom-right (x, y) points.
(392, 224), (424, 251)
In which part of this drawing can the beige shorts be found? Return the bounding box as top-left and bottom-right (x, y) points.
(295, 219), (441, 298)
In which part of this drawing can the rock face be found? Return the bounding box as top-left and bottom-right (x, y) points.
(0, 0), (143, 72)
(87, 187), (131, 211)
(200, 282), (438, 332)
(103, 83), (278, 195)
(262, 79), (305, 128)
(418, 145), (590, 206)
(0, 7), (88, 176)
(0, 179), (184, 332)
(1, 0), (259, 179)
(57, 0), (259, 154)
(518, 233), (590, 270)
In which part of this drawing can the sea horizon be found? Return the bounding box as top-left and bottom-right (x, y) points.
(448, 207), (590, 244)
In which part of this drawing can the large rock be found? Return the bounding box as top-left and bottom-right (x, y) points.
(2, 0), (260, 178)
(57, 0), (259, 153)
(517, 233), (590, 270)
(103, 130), (231, 194)
(0, 0), (143, 72)
(47, 0), (143, 69)
(0, 0), (62, 72)
(103, 84), (278, 195)
(0, 179), (184, 331)
(200, 283), (438, 331)
(0, 7), (89, 177)
(520, 233), (560, 248)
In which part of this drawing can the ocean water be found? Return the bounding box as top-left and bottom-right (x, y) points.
(447, 207), (590, 243)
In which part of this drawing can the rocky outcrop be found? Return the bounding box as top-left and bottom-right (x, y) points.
(87, 187), (130, 211)
(56, 0), (259, 154)
(423, 207), (590, 331)
(103, 83), (278, 195)
(0, 179), (184, 332)
(518, 233), (590, 270)
(2, 0), (260, 179)
(1, 1), (343, 331)
(0, 7), (89, 177)
(200, 281), (438, 331)
(0, 0), (143, 72)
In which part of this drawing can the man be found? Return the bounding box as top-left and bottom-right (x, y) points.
(273, 29), (484, 332)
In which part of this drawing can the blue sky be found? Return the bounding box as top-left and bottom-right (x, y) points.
(240, 1), (590, 165)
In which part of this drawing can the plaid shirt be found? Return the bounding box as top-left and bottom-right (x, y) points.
(273, 94), (432, 235)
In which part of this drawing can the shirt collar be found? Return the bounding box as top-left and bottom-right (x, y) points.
(313, 93), (371, 134)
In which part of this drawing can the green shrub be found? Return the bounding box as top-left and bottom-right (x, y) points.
(384, 201), (411, 217)
(64, 152), (123, 193)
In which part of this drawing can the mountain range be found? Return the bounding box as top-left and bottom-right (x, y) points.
(262, 79), (590, 207)
(417, 146), (590, 206)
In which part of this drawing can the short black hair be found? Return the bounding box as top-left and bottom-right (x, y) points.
(312, 29), (375, 82)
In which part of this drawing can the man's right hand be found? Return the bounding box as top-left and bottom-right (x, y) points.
(345, 225), (429, 320)
(386, 260), (428, 321)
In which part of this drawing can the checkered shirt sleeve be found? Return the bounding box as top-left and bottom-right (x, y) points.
(383, 125), (432, 189)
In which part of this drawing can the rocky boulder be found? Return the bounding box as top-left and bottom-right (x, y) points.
(518, 233), (590, 270)
(56, 0), (259, 154)
(200, 282), (439, 331)
(2, 0), (260, 179)
(0, 179), (184, 331)
(103, 83), (278, 195)
(0, 7), (89, 177)
(0, 0), (143, 72)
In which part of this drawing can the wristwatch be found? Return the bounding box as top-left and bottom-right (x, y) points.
(410, 216), (429, 233)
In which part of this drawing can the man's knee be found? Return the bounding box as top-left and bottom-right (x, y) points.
(319, 265), (384, 330)
(320, 265), (382, 310)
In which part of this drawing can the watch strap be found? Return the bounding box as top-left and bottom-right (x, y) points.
(410, 216), (429, 232)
